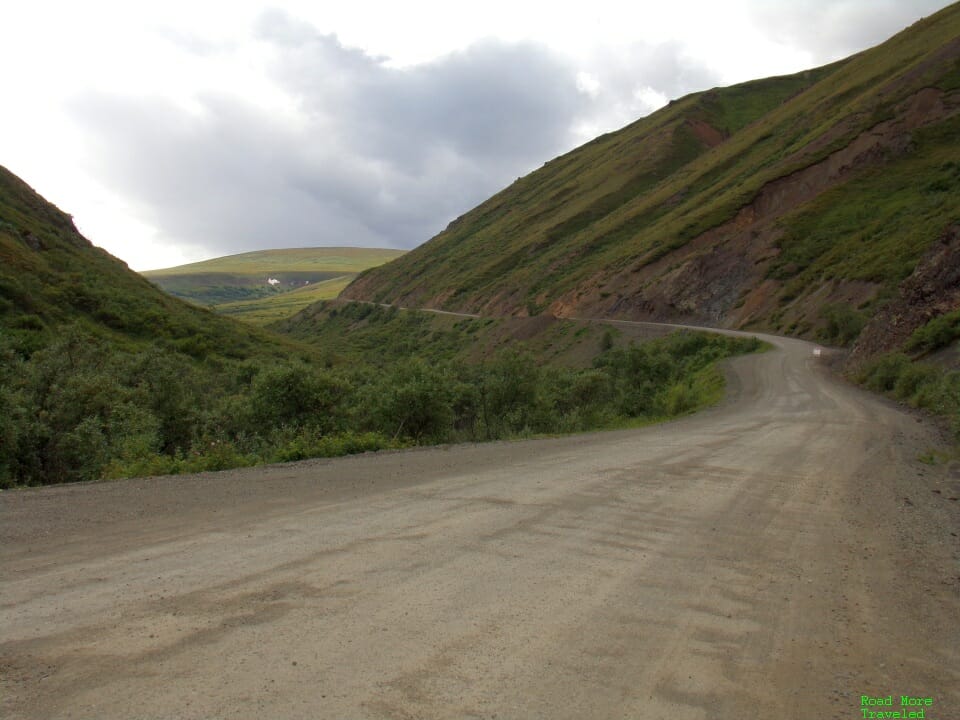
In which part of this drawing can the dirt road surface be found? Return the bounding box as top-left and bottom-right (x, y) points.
(2, 332), (959, 719)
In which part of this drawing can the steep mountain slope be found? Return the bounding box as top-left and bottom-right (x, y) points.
(144, 247), (404, 307)
(343, 3), (960, 353)
(0, 166), (301, 360)
(0, 167), (336, 486)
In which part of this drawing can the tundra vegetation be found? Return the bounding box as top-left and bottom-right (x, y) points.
(142, 247), (405, 309)
(1, 163), (763, 488)
(5, 3), (960, 486)
(0, 318), (761, 487)
(857, 310), (960, 438)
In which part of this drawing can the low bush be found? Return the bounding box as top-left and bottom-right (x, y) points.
(0, 327), (762, 487)
(858, 351), (960, 438)
(818, 304), (867, 346)
(905, 309), (960, 354)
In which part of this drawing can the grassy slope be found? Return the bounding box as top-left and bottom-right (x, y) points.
(345, 60), (844, 307)
(144, 247), (404, 275)
(0, 166), (308, 361)
(216, 276), (355, 325)
(342, 3), (960, 336)
(0, 166), (768, 487)
(271, 299), (766, 446)
(143, 247), (405, 308)
(275, 298), (688, 373)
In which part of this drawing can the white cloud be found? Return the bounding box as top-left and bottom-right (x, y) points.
(66, 23), (589, 264)
(0, 0), (951, 270)
(745, 0), (951, 62)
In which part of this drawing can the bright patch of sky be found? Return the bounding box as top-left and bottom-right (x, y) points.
(0, 0), (949, 270)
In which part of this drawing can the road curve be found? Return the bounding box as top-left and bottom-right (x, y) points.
(2, 331), (958, 719)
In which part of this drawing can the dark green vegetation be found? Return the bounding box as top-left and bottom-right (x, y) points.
(905, 308), (960, 356)
(276, 299), (736, 371)
(0, 166), (301, 361)
(0, 317), (760, 487)
(855, 311), (960, 439)
(0, 168), (763, 487)
(343, 3), (960, 350)
(0, 327), (395, 485)
(336, 5), (960, 444)
(859, 355), (960, 437)
(214, 276), (356, 325)
(9, 6), (960, 484)
(144, 247), (404, 310)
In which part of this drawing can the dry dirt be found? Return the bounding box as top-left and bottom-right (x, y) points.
(2, 330), (959, 719)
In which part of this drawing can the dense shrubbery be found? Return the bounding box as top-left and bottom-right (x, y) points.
(859, 353), (960, 436)
(817, 304), (867, 347)
(905, 309), (960, 355)
(0, 326), (761, 487)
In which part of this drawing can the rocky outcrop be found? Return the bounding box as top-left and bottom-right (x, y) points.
(549, 86), (959, 329)
(340, 10), (960, 337)
(848, 224), (960, 368)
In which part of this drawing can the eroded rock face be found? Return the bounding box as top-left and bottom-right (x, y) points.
(342, 31), (960, 334)
(848, 224), (960, 368)
(550, 86), (960, 331)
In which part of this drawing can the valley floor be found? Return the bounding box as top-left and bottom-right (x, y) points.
(1, 331), (958, 719)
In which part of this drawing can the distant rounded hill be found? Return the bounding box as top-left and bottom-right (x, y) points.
(142, 247), (405, 324)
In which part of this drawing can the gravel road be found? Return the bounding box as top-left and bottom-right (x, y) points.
(2, 332), (959, 719)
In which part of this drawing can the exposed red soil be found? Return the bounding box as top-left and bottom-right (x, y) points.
(550, 87), (960, 338)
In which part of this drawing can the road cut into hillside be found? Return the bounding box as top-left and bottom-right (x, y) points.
(2, 328), (958, 719)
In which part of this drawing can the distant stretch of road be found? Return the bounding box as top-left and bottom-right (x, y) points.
(2, 325), (958, 719)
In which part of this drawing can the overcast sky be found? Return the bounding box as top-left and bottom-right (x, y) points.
(0, 1), (950, 270)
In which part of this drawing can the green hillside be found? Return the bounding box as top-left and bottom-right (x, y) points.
(8, 4), (959, 486)
(0, 167), (764, 487)
(0, 167), (325, 486)
(343, 3), (960, 354)
(144, 247), (405, 308)
(0, 166), (301, 360)
(216, 276), (355, 325)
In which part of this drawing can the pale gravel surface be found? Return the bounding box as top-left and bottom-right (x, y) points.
(2, 330), (959, 719)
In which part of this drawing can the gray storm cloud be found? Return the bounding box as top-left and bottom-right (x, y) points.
(67, 4), (942, 262)
(68, 10), (725, 260)
(70, 14), (594, 258)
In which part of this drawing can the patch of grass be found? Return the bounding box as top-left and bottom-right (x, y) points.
(858, 352), (960, 437)
(769, 123), (960, 292)
(143, 247), (406, 275)
(215, 276), (354, 324)
(917, 448), (955, 465)
(143, 247), (404, 307)
(906, 308), (960, 355)
(817, 304), (867, 347)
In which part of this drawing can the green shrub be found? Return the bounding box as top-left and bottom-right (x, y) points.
(369, 359), (455, 441)
(818, 304), (866, 346)
(664, 381), (698, 415)
(0, 324), (764, 486)
(860, 353), (911, 392)
(246, 362), (350, 433)
(906, 309), (960, 354)
(893, 364), (941, 402)
(476, 350), (542, 438)
(858, 354), (960, 437)
(272, 431), (400, 463)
